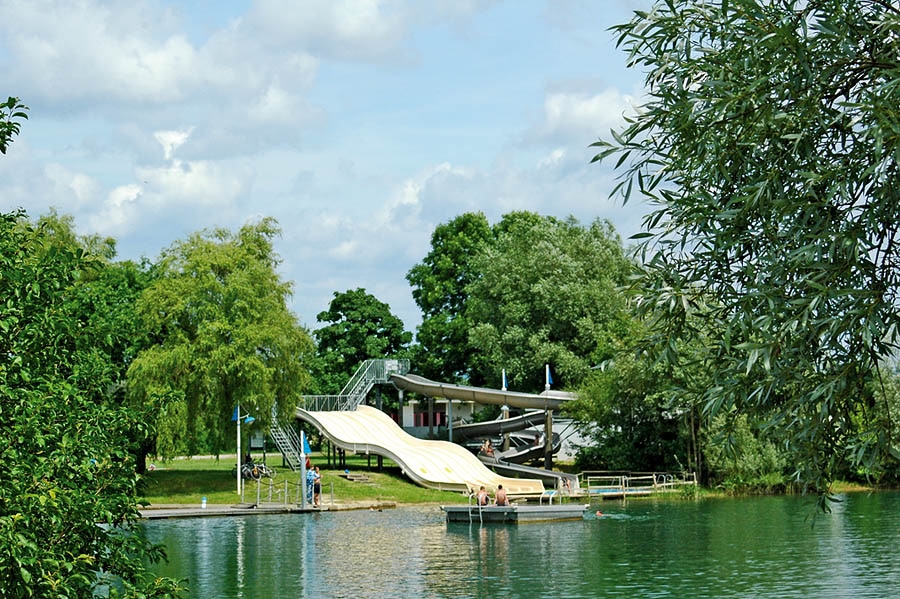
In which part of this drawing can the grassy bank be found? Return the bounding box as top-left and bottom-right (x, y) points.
(142, 453), (873, 508)
(139, 453), (465, 506)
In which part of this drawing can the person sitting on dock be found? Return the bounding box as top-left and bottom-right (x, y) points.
(494, 484), (509, 506)
(476, 486), (490, 506)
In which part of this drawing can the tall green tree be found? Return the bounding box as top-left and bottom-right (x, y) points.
(37, 210), (159, 470)
(594, 0), (900, 498)
(0, 210), (182, 598)
(859, 362), (900, 483)
(127, 218), (314, 458)
(569, 351), (686, 473)
(312, 288), (411, 394)
(406, 212), (492, 383)
(466, 213), (634, 392)
(36, 210), (151, 379)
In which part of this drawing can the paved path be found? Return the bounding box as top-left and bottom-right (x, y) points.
(140, 501), (397, 519)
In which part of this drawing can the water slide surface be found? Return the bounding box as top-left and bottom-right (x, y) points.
(389, 372), (582, 488)
(479, 455), (580, 491)
(390, 374), (576, 411)
(453, 410), (547, 439)
(296, 405), (545, 497)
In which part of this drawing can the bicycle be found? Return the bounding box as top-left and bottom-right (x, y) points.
(231, 462), (276, 480)
(255, 463), (276, 479)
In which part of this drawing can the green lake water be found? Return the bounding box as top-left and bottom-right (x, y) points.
(144, 491), (900, 598)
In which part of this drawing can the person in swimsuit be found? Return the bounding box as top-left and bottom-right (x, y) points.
(495, 484), (509, 506)
(313, 466), (322, 506)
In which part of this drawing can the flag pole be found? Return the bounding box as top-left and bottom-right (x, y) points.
(236, 407), (242, 496)
(300, 431), (308, 508)
(501, 368), (510, 451)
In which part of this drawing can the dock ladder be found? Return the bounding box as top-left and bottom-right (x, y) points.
(468, 492), (484, 524)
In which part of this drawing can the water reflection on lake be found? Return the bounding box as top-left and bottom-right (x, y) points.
(144, 492), (900, 598)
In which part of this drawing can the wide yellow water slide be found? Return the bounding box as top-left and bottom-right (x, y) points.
(296, 405), (544, 497)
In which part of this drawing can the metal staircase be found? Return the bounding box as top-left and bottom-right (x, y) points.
(269, 411), (307, 472)
(270, 359), (410, 470)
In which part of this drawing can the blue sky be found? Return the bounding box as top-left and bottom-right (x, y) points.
(0, 0), (649, 331)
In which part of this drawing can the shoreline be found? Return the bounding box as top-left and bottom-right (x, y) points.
(139, 485), (893, 520)
(140, 499), (399, 519)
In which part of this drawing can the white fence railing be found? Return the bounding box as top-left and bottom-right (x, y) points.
(580, 471), (697, 497)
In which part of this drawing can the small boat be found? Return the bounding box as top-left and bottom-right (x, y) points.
(441, 502), (590, 524)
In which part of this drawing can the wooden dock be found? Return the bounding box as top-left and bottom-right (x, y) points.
(442, 503), (590, 524)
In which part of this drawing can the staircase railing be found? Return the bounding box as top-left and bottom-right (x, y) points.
(338, 359), (408, 408)
(269, 412), (306, 471)
(271, 359), (410, 470)
(302, 359), (410, 412)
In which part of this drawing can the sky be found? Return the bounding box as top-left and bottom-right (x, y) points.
(0, 0), (651, 332)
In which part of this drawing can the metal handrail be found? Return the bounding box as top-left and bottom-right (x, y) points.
(579, 471), (698, 497)
(337, 359), (410, 410)
(243, 477), (327, 507)
(468, 492), (483, 524)
(540, 490), (558, 505)
(304, 359), (411, 412)
(270, 404), (305, 471)
(270, 419), (307, 471)
(283, 421), (305, 459)
(299, 395), (345, 411)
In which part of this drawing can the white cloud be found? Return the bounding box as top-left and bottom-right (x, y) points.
(536, 88), (640, 142)
(252, 84), (305, 125)
(154, 128), (194, 160)
(0, 0), (322, 156)
(136, 159), (249, 209)
(329, 239), (360, 260)
(538, 148), (567, 169)
(244, 0), (408, 60)
(1, 0), (199, 105)
(0, 0), (651, 333)
(43, 164), (101, 209)
(89, 184), (142, 236)
(83, 148), (252, 238)
(243, 0), (499, 62)
(388, 178), (423, 215)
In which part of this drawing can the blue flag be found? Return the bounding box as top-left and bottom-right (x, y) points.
(231, 406), (239, 421)
(302, 431), (312, 455)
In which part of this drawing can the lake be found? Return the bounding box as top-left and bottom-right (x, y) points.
(144, 491), (900, 598)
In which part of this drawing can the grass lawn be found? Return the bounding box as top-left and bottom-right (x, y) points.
(139, 453), (466, 506)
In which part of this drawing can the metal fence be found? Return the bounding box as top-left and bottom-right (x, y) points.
(241, 477), (336, 507)
(579, 471), (697, 498)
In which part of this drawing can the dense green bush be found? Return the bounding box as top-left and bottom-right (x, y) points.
(703, 413), (789, 494)
(0, 211), (183, 598)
